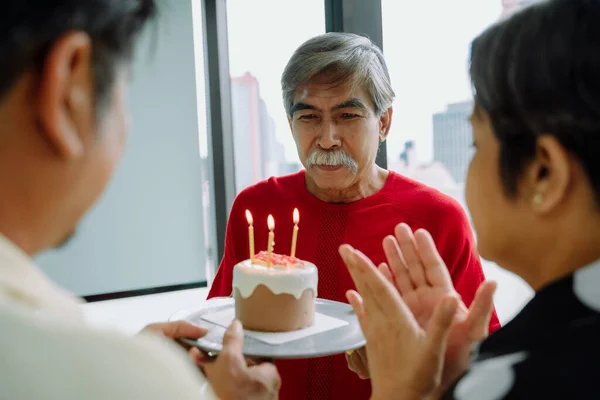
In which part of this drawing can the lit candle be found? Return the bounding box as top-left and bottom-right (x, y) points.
(245, 210), (255, 262)
(290, 208), (299, 257)
(267, 215), (275, 267)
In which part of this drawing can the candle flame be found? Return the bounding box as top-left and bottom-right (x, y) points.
(293, 208), (299, 224)
(267, 214), (275, 231)
(245, 209), (253, 225)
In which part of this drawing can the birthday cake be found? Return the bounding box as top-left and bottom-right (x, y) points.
(233, 251), (318, 332)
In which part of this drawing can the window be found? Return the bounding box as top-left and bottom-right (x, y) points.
(226, 0), (326, 194)
(382, 0), (536, 323)
(36, 0), (215, 298)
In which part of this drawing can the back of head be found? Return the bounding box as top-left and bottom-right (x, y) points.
(281, 32), (395, 116)
(0, 1), (156, 254)
(470, 0), (600, 205)
(0, 1), (157, 107)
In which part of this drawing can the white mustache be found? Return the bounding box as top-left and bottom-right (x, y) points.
(306, 149), (358, 172)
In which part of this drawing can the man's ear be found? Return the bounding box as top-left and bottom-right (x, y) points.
(379, 106), (393, 142)
(36, 31), (95, 160)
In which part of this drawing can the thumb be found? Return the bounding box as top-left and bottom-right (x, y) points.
(222, 319), (244, 355)
(464, 281), (497, 341)
(425, 296), (458, 354)
(142, 321), (208, 339)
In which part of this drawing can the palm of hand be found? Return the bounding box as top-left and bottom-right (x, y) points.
(400, 288), (475, 393)
(403, 285), (473, 385)
(380, 225), (484, 387)
(402, 286), (458, 329)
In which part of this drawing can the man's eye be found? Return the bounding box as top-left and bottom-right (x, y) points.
(341, 113), (359, 119)
(298, 114), (316, 120)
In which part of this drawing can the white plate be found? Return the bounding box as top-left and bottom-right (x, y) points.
(178, 297), (365, 359)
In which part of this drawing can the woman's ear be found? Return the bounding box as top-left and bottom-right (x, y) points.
(526, 135), (571, 214)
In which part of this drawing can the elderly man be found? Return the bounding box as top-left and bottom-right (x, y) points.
(208, 32), (500, 399)
(0, 1), (279, 399)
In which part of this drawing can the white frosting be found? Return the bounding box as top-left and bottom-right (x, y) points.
(232, 259), (318, 300)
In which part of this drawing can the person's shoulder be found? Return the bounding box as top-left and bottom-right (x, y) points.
(0, 305), (206, 399)
(449, 320), (600, 399)
(234, 171), (304, 206)
(387, 171), (468, 224)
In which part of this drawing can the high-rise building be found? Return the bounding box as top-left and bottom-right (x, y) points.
(258, 98), (286, 178)
(432, 100), (474, 183)
(399, 140), (416, 168)
(501, 0), (542, 17)
(230, 72), (286, 192)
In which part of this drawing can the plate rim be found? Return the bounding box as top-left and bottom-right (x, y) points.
(181, 297), (365, 359)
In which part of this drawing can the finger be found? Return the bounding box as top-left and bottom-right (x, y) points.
(356, 347), (369, 378)
(189, 347), (214, 366)
(189, 347), (202, 364)
(345, 248), (422, 342)
(221, 320), (244, 355)
(341, 244), (418, 341)
(346, 290), (366, 332)
(395, 223), (427, 288)
(346, 351), (369, 379)
(425, 296), (459, 356)
(382, 235), (415, 295)
(249, 362), (282, 393)
(340, 245), (380, 307)
(245, 357), (258, 367)
(246, 356), (273, 366)
(378, 262), (394, 284)
(344, 246), (411, 315)
(414, 229), (453, 289)
(146, 321), (208, 339)
(345, 351), (359, 373)
(464, 281), (497, 341)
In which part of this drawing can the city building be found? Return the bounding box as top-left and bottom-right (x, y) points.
(389, 140), (460, 196)
(230, 72), (286, 192)
(432, 100), (474, 183)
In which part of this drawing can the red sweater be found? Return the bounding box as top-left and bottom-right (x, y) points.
(208, 170), (500, 400)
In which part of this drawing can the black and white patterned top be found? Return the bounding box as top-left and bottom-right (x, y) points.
(443, 260), (600, 399)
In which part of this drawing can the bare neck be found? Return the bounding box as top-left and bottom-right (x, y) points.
(0, 163), (48, 256)
(306, 165), (389, 203)
(0, 143), (54, 256)
(511, 213), (600, 292)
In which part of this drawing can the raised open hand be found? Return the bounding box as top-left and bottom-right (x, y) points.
(378, 223), (497, 388)
(340, 244), (459, 400)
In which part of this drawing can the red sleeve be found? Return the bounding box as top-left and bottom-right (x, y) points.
(207, 194), (246, 299)
(429, 198), (502, 333)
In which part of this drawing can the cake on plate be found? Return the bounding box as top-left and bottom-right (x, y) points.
(232, 251), (318, 332)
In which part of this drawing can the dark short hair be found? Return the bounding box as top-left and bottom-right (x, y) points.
(470, 0), (600, 205)
(0, 1), (157, 107)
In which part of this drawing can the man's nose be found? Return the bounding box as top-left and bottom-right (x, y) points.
(317, 121), (341, 150)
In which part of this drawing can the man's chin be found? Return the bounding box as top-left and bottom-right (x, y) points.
(309, 168), (355, 189)
(54, 230), (76, 250)
(311, 163), (357, 174)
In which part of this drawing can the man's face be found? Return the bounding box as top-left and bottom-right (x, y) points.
(288, 74), (391, 194)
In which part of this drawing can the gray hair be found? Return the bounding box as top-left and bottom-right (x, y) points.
(281, 32), (395, 116)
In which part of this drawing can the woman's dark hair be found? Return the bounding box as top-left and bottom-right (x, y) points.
(470, 0), (600, 205)
(0, 1), (157, 108)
